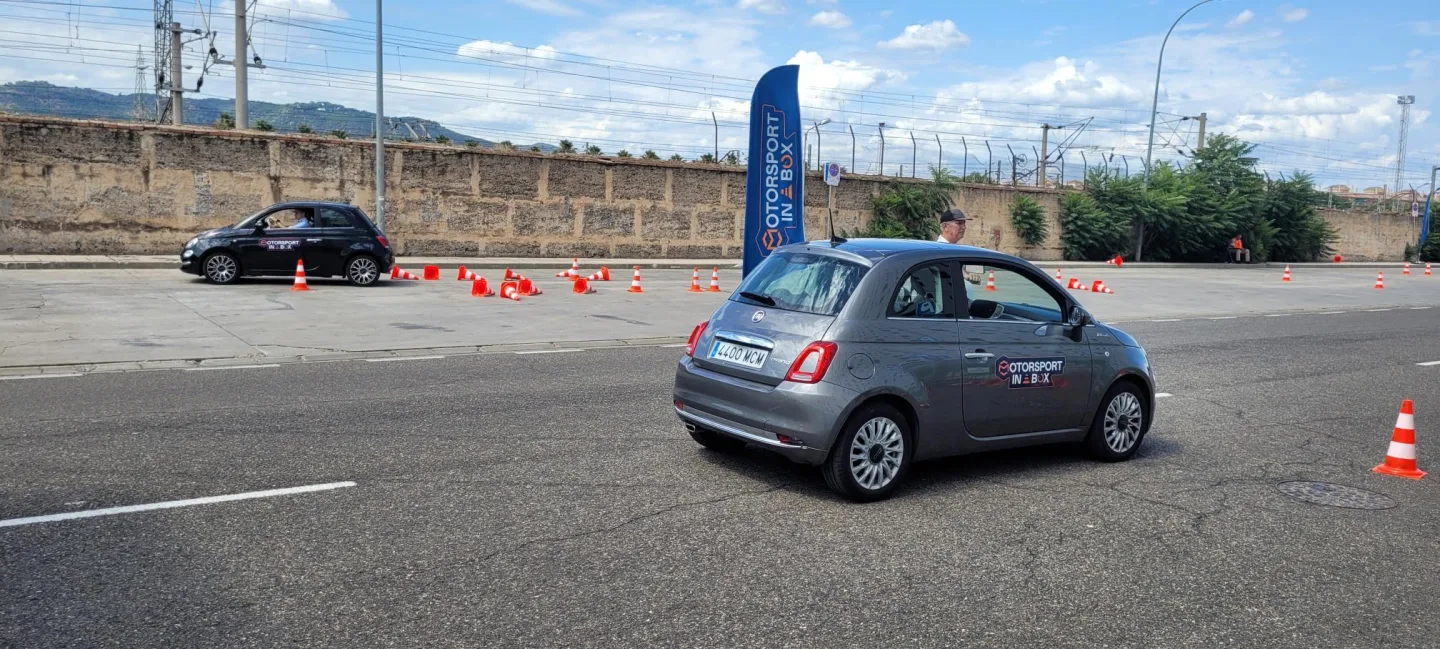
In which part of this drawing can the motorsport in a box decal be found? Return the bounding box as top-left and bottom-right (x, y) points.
(260, 239), (301, 251)
(995, 356), (1065, 389)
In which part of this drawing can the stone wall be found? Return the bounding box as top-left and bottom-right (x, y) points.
(1321, 208), (1423, 261)
(0, 115), (1414, 261)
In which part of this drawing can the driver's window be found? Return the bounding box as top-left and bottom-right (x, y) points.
(960, 264), (1064, 323)
(889, 263), (954, 319)
(264, 208), (312, 229)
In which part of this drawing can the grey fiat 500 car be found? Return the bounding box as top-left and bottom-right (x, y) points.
(673, 238), (1156, 502)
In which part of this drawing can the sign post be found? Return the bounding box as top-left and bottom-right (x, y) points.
(823, 162), (841, 240)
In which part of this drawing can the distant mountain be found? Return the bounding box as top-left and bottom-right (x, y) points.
(0, 81), (555, 151)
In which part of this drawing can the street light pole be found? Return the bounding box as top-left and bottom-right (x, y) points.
(1140, 0), (1216, 260)
(374, 0), (385, 231)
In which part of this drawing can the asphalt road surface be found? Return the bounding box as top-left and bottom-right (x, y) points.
(4, 303), (1440, 648)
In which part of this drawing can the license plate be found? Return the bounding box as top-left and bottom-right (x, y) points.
(710, 340), (768, 370)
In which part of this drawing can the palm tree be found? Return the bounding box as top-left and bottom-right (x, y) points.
(643, 150), (659, 160)
(721, 151), (739, 165)
(698, 153), (717, 163)
(499, 140), (515, 150)
(557, 139), (576, 154)
(616, 149), (632, 158)
(585, 144), (602, 155)
(668, 154), (684, 162)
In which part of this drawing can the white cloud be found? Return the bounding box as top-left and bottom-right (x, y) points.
(1226, 10), (1254, 28)
(788, 51), (906, 93)
(878, 20), (970, 51)
(1415, 21), (1440, 36)
(505, 0), (581, 17)
(1282, 8), (1308, 23)
(736, 0), (786, 14)
(806, 0), (836, 4)
(456, 40), (560, 61)
(938, 57), (1144, 109)
(808, 10), (851, 29)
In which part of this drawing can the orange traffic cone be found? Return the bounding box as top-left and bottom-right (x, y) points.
(1375, 271), (1385, 290)
(457, 265), (469, 281)
(391, 266), (400, 279)
(1426, 263), (1433, 276)
(985, 271), (997, 292)
(499, 280), (522, 301)
(1101, 283), (1115, 294)
(290, 259), (310, 291)
(422, 265), (440, 281)
(504, 268), (517, 281)
(1055, 268), (1062, 282)
(1090, 280), (1105, 293)
(1105, 257), (1116, 266)
(688, 267), (703, 292)
(587, 266), (611, 282)
(556, 258), (581, 278)
(1113, 255), (1124, 267)
(708, 267), (722, 292)
(1373, 400), (1425, 479)
(458, 267), (479, 282)
(471, 277), (494, 297)
(1067, 277), (1081, 290)
(1282, 265), (1292, 282)
(1403, 262), (1411, 276)
(572, 277), (596, 294)
(627, 266), (644, 293)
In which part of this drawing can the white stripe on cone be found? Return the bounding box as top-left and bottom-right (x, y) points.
(1387, 441), (1418, 460)
(1397, 413), (1415, 430)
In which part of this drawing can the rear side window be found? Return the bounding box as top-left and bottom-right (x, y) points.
(890, 263), (954, 318)
(735, 251), (867, 316)
(318, 208), (354, 228)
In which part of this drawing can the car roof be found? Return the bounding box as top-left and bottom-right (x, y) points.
(267, 201), (355, 210)
(802, 238), (1017, 264)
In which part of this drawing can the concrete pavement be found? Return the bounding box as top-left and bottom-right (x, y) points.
(3, 309), (1439, 648)
(0, 265), (1436, 372)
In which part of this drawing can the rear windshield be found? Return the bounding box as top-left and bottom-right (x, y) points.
(734, 251), (868, 316)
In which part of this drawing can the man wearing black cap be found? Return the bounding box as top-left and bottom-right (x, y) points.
(937, 207), (969, 245)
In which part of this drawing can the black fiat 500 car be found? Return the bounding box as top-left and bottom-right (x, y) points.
(180, 202), (394, 286)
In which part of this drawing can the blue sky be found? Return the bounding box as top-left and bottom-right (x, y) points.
(3, 0), (1438, 191)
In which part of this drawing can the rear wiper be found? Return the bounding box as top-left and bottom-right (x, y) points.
(739, 291), (776, 307)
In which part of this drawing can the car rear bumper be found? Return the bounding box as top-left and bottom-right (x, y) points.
(673, 356), (858, 465)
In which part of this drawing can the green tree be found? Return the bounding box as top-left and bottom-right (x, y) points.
(1009, 195), (1049, 247)
(1262, 172), (1336, 261)
(643, 150), (660, 160)
(530, 145), (541, 152)
(958, 172), (993, 184)
(1058, 192), (1129, 261)
(616, 149), (632, 158)
(860, 168), (958, 240)
(253, 119), (274, 132)
(434, 134), (451, 144)
(698, 153), (718, 163)
(1420, 236), (1440, 263)
(330, 129), (348, 139)
(557, 139), (576, 154)
(499, 140), (514, 150)
(464, 139), (479, 148)
(669, 154), (684, 162)
(585, 144), (602, 155)
(214, 112), (235, 129)
(721, 151), (740, 165)
(296, 124), (313, 134)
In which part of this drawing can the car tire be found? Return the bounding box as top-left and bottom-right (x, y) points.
(822, 403), (912, 503)
(202, 251), (241, 284)
(688, 425), (747, 454)
(1084, 382), (1149, 462)
(345, 255), (381, 286)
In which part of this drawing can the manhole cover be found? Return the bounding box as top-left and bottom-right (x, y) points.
(1276, 482), (1396, 510)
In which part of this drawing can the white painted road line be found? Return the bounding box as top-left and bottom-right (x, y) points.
(1365, 308), (1393, 312)
(1264, 314), (1292, 317)
(185, 364), (281, 372)
(1156, 393), (1174, 398)
(0, 481), (357, 529)
(1316, 311), (1347, 315)
(1418, 361), (1440, 367)
(1207, 316), (1238, 321)
(1411, 307), (1433, 310)
(514, 349), (585, 355)
(0, 373), (84, 381)
(363, 355), (445, 363)
(1149, 319), (1183, 322)
(660, 343), (689, 348)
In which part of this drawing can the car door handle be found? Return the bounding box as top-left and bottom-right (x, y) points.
(964, 352), (994, 360)
(306, 238), (322, 242)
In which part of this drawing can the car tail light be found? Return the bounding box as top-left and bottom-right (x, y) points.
(785, 342), (837, 384)
(685, 321), (708, 357)
(375, 235), (390, 249)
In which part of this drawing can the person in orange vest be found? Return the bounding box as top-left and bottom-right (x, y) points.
(1229, 235), (1251, 263)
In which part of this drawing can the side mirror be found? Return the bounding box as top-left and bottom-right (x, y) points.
(1067, 306), (1091, 341)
